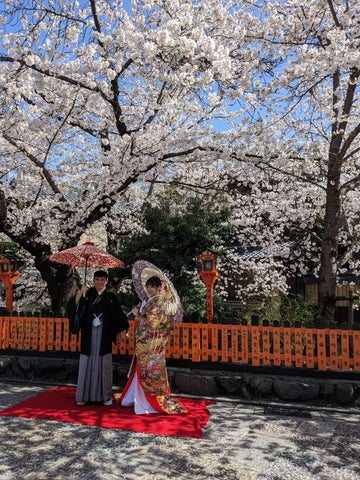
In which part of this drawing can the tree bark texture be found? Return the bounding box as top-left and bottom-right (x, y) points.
(318, 176), (341, 321)
(34, 259), (80, 315)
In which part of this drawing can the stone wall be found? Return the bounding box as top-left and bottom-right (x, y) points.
(172, 368), (360, 406)
(1, 355), (359, 407)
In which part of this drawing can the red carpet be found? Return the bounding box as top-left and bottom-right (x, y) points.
(0, 387), (214, 439)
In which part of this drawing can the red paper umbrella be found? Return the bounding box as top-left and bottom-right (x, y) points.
(49, 242), (124, 283)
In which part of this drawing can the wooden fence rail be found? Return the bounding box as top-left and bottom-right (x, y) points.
(1, 316), (360, 372)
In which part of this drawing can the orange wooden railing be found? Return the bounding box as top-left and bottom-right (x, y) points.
(1, 316), (360, 372)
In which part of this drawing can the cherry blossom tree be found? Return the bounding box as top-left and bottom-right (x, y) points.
(0, 0), (359, 323)
(0, 0), (254, 312)
(159, 0), (360, 322)
(227, 0), (360, 321)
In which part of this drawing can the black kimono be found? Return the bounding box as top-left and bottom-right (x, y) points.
(67, 287), (129, 404)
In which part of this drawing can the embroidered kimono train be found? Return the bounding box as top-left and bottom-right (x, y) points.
(118, 295), (187, 415)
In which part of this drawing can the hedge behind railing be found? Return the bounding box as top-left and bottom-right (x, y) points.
(1, 315), (360, 372)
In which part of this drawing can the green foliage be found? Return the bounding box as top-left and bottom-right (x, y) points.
(235, 293), (317, 326)
(114, 193), (235, 317)
(0, 240), (22, 255)
(180, 285), (233, 322)
(180, 282), (207, 318)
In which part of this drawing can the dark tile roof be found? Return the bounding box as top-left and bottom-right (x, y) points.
(226, 242), (297, 260)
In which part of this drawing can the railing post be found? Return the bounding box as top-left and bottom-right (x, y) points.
(353, 322), (360, 372)
(272, 319), (281, 366)
(251, 314), (260, 366)
(294, 321), (303, 368)
(340, 321), (350, 371)
(262, 319), (270, 366)
(283, 320), (292, 367)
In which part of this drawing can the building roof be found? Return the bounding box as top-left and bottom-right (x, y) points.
(0, 251), (22, 261)
(226, 242), (297, 260)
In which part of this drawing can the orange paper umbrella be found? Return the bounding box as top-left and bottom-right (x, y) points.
(49, 242), (124, 283)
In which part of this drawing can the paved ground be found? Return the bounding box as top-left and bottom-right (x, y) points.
(0, 379), (359, 480)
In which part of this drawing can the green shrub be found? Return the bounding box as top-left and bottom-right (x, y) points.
(233, 293), (317, 326)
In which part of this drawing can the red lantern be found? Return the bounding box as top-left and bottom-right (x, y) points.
(0, 254), (21, 315)
(198, 250), (220, 323)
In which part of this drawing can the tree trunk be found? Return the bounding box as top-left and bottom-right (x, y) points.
(0, 191), (82, 315)
(318, 181), (341, 321)
(318, 136), (342, 322)
(34, 257), (81, 315)
(317, 65), (355, 323)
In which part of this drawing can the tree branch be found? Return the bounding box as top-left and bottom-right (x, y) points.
(0, 190), (7, 225)
(2, 134), (67, 202)
(326, 0), (342, 28)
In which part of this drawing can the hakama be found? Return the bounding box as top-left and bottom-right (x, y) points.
(75, 324), (113, 403)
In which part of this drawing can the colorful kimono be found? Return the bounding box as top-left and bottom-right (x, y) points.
(118, 295), (187, 415)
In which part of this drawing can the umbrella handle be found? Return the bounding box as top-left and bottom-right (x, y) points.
(127, 353), (136, 378)
(84, 257), (88, 284)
